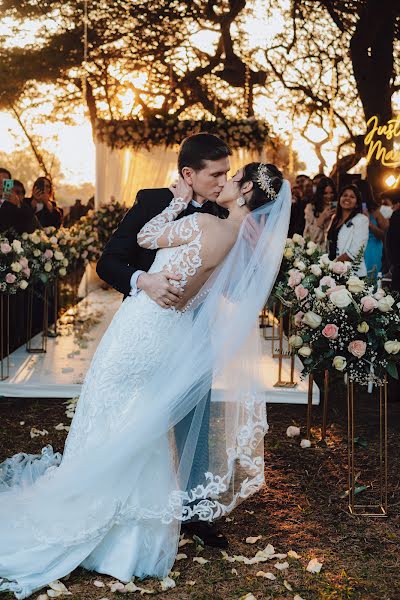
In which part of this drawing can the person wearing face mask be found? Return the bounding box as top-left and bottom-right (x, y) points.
(24, 177), (63, 229)
(303, 177), (337, 249)
(326, 184), (369, 277)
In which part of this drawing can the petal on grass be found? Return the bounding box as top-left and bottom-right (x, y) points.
(193, 556), (209, 565)
(160, 576), (176, 591)
(306, 558), (323, 574)
(256, 571), (276, 580)
(246, 535), (262, 544)
(274, 561), (289, 570)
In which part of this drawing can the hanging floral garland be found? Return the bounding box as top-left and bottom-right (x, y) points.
(96, 117), (270, 151)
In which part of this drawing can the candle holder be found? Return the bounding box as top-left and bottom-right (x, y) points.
(347, 378), (388, 517)
(0, 294), (10, 380)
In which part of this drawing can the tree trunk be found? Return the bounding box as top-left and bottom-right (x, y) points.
(350, 0), (396, 194)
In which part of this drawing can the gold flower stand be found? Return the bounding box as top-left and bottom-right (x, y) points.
(26, 284), (49, 353)
(347, 378), (388, 517)
(306, 370), (329, 440)
(0, 294), (10, 380)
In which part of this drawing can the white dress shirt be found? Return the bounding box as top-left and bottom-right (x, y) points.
(130, 198), (208, 295)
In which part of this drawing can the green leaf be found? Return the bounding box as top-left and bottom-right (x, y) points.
(386, 362), (399, 380)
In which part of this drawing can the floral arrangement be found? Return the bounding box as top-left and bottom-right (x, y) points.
(20, 230), (68, 284)
(96, 117), (269, 151)
(279, 236), (400, 387)
(65, 220), (101, 266)
(84, 203), (127, 248)
(0, 236), (31, 294)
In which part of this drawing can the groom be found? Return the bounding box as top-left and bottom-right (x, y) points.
(96, 133), (231, 547)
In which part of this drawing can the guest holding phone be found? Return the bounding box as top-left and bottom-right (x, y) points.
(327, 184), (369, 276)
(24, 176), (63, 229)
(303, 177), (337, 249)
(0, 169), (40, 237)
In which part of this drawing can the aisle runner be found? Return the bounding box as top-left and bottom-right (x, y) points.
(0, 289), (319, 404)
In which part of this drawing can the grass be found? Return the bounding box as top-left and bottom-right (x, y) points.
(0, 382), (399, 600)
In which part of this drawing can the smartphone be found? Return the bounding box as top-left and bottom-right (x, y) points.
(2, 179), (14, 200)
(331, 200), (337, 210)
(362, 201), (367, 212)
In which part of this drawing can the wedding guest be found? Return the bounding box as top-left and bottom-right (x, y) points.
(327, 184), (369, 277)
(386, 193), (400, 290)
(363, 193), (389, 278)
(25, 177), (63, 229)
(303, 177), (337, 249)
(288, 185), (305, 237)
(66, 198), (86, 225)
(312, 172), (326, 190)
(0, 172), (40, 236)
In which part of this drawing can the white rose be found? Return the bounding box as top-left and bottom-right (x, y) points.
(285, 238), (294, 247)
(298, 346), (312, 357)
(315, 287), (326, 300)
(330, 289), (352, 308)
(294, 260), (306, 271)
(286, 426), (300, 438)
(307, 240), (317, 251)
(62, 258), (69, 266)
(346, 276), (365, 294)
(54, 251), (63, 261)
(31, 235), (41, 244)
(310, 264), (322, 277)
(11, 239), (23, 253)
(21, 232), (28, 240)
(33, 249), (41, 257)
(19, 280), (29, 290)
(44, 262), (52, 272)
(300, 439), (311, 449)
(302, 311), (322, 329)
(289, 335), (303, 348)
(374, 289), (385, 300)
(50, 236), (58, 244)
(319, 254), (331, 267)
(333, 355), (347, 371)
(59, 267), (67, 276)
(292, 234), (305, 246)
(384, 340), (400, 354)
(357, 321), (369, 333)
(377, 295), (395, 313)
(11, 261), (22, 273)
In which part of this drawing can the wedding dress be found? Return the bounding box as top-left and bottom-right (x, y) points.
(0, 182), (291, 599)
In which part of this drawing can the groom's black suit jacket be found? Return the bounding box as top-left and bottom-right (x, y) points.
(96, 188), (228, 297)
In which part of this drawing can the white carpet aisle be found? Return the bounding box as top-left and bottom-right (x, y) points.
(0, 289), (319, 405)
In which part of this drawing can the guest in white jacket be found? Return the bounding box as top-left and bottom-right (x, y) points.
(326, 184), (369, 277)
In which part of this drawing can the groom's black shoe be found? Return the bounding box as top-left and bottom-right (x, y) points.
(182, 521), (229, 549)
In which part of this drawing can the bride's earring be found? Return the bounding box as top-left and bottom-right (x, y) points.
(237, 195), (246, 207)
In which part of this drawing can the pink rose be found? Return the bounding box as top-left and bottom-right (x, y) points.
(348, 340), (367, 358)
(326, 285), (346, 296)
(295, 284), (309, 301)
(1, 242), (11, 254)
(5, 273), (16, 284)
(81, 250), (88, 259)
(288, 270), (303, 288)
(19, 257), (28, 268)
(294, 311), (304, 326)
(361, 296), (378, 313)
(23, 267), (31, 277)
(320, 276), (336, 289)
(322, 323), (339, 340)
(44, 249), (53, 259)
(331, 261), (348, 275)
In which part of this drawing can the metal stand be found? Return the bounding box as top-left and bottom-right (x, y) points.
(347, 379), (388, 517)
(0, 294), (10, 380)
(306, 369), (329, 440)
(273, 309), (297, 388)
(26, 285), (49, 353)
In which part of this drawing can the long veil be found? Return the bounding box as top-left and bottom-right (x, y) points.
(0, 180), (291, 598)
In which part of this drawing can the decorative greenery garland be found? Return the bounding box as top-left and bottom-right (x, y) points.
(96, 117), (270, 151)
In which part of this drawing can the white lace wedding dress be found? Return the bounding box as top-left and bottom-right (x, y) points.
(0, 182), (293, 599)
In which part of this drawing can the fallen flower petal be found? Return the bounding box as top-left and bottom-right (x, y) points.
(288, 550), (301, 559)
(178, 537), (193, 547)
(186, 581), (196, 586)
(294, 596), (306, 600)
(37, 595), (48, 600)
(93, 581), (105, 587)
(256, 571), (276, 580)
(160, 576), (176, 591)
(286, 426), (301, 438)
(283, 580), (293, 591)
(246, 535), (262, 544)
(300, 439), (311, 449)
(239, 594), (257, 600)
(175, 553), (187, 561)
(48, 580), (71, 595)
(193, 557), (209, 565)
(231, 568), (238, 575)
(274, 561), (289, 570)
(46, 592), (62, 598)
(306, 558), (323, 573)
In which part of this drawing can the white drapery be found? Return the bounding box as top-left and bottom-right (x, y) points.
(95, 141), (265, 207)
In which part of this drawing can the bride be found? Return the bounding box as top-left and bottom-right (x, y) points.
(0, 162), (290, 599)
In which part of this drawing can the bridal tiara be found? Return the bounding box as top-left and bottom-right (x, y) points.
(257, 164), (278, 200)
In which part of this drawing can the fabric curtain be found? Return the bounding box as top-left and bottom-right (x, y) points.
(95, 141), (265, 208)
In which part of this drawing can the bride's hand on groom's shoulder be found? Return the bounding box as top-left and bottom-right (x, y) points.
(169, 176), (193, 204)
(137, 271), (183, 309)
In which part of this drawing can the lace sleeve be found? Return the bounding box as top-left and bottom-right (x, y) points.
(137, 197), (201, 249)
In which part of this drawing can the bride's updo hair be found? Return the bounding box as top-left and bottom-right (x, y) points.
(239, 163), (283, 211)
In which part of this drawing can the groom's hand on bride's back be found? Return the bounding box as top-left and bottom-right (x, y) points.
(137, 271), (183, 309)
